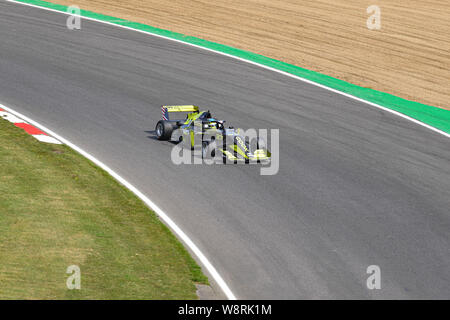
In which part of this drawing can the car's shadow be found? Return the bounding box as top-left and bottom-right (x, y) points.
(145, 130), (179, 145)
(145, 130), (158, 141)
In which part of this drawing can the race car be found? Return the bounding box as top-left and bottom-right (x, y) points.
(155, 105), (271, 163)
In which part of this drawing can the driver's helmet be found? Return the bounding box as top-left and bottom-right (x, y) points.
(203, 118), (225, 131)
(202, 118), (216, 129)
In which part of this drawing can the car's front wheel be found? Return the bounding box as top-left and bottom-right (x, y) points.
(201, 141), (210, 159)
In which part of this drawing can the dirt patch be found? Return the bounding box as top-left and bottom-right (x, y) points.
(52, 0), (450, 110)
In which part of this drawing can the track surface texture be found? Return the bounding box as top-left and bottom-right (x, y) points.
(1, 2), (449, 299)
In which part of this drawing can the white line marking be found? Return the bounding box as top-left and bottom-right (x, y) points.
(0, 103), (236, 300)
(5, 0), (450, 140)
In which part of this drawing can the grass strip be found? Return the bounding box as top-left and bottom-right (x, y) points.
(0, 118), (207, 299)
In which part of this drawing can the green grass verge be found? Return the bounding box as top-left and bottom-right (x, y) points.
(0, 119), (208, 299)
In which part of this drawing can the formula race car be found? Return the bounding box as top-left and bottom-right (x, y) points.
(155, 105), (271, 163)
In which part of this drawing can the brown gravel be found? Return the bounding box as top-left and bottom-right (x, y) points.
(51, 0), (450, 110)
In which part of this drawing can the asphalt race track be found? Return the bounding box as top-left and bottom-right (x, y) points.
(1, 1), (449, 299)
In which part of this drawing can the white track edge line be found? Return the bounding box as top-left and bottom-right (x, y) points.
(5, 0), (450, 140)
(0, 103), (237, 300)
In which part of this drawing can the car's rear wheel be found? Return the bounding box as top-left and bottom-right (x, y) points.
(155, 120), (174, 141)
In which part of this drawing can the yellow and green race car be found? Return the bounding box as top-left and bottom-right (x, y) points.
(155, 105), (271, 164)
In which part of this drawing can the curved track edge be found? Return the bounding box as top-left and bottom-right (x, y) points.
(0, 102), (237, 300)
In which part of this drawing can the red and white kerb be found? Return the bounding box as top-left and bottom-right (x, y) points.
(0, 108), (61, 144)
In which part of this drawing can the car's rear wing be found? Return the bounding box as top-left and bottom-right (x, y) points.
(161, 105), (199, 120)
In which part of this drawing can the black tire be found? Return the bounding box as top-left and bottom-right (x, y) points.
(202, 141), (226, 164)
(201, 141), (209, 159)
(155, 120), (175, 141)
